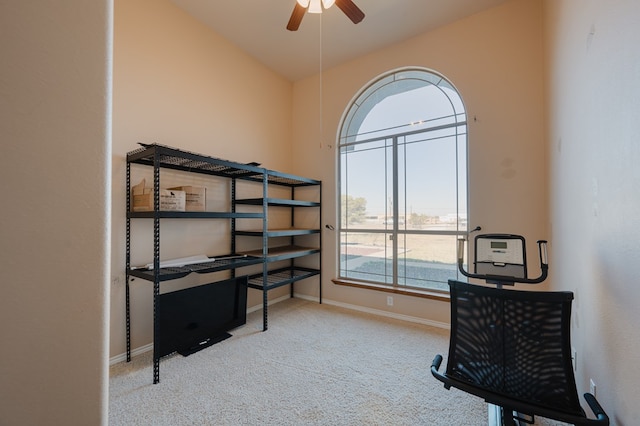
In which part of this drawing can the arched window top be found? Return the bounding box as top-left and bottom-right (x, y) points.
(340, 68), (465, 144)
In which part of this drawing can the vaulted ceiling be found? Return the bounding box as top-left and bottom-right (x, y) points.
(171, 0), (510, 81)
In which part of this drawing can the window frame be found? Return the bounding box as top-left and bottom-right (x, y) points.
(336, 67), (469, 294)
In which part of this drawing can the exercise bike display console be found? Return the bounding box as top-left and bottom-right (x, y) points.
(457, 233), (548, 286)
(432, 233), (609, 426)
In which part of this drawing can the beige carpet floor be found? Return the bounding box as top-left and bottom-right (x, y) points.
(109, 298), (568, 425)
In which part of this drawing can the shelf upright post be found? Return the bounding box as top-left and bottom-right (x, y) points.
(152, 150), (161, 384)
(262, 170), (269, 331)
(125, 161), (131, 362)
(231, 178), (236, 279)
(319, 181), (323, 304)
(289, 185), (296, 298)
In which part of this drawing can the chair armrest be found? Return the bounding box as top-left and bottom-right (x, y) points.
(431, 354), (452, 390)
(432, 354), (443, 371)
(584, 393), (609, 425)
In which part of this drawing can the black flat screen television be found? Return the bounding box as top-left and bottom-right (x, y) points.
(158, 276), (248, 357)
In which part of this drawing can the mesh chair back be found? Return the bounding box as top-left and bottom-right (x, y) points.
(446, 280), (584, 417)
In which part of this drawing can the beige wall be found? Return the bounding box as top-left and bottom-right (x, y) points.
(111, 0), (294, 358)
(293, 0), (547, 324)
(0, 1), (111, 424)
(544, 0), (640, 422)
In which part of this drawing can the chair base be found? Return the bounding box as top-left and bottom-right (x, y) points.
(488, 404), (533, 426)
(488, 404), (502, 425)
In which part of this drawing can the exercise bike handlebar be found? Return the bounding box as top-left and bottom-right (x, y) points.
(457, 238), (549, 285)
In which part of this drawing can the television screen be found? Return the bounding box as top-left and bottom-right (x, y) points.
(158, 276), (248, 357)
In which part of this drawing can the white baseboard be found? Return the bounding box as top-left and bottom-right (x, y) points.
(246, 294), (290, 313)
(295, 293), (450, 330)
(111, 294), (448, 365)
(110, 342), (153, 365)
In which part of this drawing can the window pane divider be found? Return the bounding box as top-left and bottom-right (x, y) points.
(342, 228), (468, 236)
(339, 120), (467, 149)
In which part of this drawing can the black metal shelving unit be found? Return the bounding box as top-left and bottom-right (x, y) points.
(235, 169), (322, 331)
(125, 143), (321, 384)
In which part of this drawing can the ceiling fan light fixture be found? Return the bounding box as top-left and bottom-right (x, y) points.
(297, 0), (336, 14)
(308, 0), (322, 14)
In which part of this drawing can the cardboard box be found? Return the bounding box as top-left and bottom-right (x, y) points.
(168, 185), (206, 212)
(131, 179), (186, 212)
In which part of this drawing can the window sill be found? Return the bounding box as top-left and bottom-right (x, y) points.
(331, 278), (450, 302)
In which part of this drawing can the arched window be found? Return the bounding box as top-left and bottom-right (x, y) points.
(338, 68), (468, 291)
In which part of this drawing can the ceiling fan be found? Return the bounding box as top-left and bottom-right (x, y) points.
(287, 0), (365, 31)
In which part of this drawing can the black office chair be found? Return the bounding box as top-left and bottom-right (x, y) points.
(432, 280), (609, 425)
(431, 235), (609, 425)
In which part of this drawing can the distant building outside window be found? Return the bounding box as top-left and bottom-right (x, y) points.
(338, 68), (468, 292)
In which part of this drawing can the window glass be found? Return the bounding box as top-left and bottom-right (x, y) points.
(338, 68), (468, 291)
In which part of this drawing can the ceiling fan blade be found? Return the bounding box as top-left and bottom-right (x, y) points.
(286, 3), (306, 31)
(335, 0), (365, 24)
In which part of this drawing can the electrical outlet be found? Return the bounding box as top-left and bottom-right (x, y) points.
(386, 296), (393, 306)
(590, 379), (596, 396)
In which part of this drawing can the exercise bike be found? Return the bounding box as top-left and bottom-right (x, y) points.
(431, 233), (609, 425)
